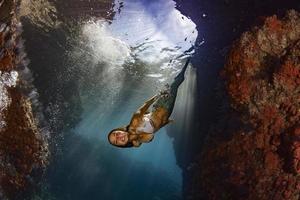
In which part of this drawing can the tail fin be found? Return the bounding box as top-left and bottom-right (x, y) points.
(182, 58), (190, 74)
(175, 58), (191, 80)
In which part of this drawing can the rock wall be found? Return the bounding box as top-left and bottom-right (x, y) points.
(173, 0), (300, 199)
(0, 1), (49, 199)
(186, 10), (300, 200)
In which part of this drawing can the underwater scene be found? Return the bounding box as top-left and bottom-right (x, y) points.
(0, 0), (300, 200)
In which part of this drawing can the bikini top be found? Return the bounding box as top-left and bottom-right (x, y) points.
(136, 113), (155, 134)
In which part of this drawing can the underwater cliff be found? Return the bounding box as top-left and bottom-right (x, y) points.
(0, 1), (49, 199)
(179, 7), (300, 200)
(174, 0), (300, 199)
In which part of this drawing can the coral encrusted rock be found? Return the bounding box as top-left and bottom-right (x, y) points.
(186, 10), (300, 200)
(0, 1), (48, 199)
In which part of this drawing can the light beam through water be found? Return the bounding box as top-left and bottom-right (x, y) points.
(53, 0), (198, 199)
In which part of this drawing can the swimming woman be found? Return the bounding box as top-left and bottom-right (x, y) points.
(108, 58), (190, 148)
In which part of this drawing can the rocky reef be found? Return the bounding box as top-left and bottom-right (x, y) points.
(0, 1), (48, 199)
(186, 10), (300, 200)
(0, 0), (115, 198)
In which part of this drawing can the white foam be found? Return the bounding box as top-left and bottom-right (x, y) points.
(146, 73), (163, 78)
(0, 71), (19, 130)
(82, 20), (133, 67)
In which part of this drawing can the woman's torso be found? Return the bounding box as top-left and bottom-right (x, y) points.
(136, 113), (155, 134)
(129, 108), (169, 144)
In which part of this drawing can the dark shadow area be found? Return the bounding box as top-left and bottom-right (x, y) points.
(21, 18), (83, 134)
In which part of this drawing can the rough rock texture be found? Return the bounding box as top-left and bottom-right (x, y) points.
(49, 0), (115, 22)
(19, 0), (61, 31)
(172, 0), (300, 177)
(0, 1), (48, 199)
(186, 10), (300, 200)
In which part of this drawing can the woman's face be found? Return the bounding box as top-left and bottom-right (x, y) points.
(109, 130), (129, 146)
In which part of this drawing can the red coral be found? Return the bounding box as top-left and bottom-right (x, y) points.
(227, 77), (252, 105)
(265, 15), (283, 32)
(283, 126), (300, 175)
(0, 1), (49, 199)
(0, 90), (47, 198)
(265, 151), (280, 171)
(274, 60), (300, 91)
(189, 10), (300, 200)
(256, 105), (285, 136)
(0, 51), (15, 71)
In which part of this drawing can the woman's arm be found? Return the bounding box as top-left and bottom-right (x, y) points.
(129, 94), (160, 129)
(132, 140), (141, 147)
(131, 133), (154, 147)
(136, 94), (160, 115)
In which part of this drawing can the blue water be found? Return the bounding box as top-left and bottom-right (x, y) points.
(41, 0), (198, 199)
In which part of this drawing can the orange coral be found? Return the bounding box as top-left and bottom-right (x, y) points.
(0, 1), (48, 199)
(228, 77), (252, 105)
(274, 60), (300, 91)
(0, 90), (47, 198)
(265, 15), (283, 31)
(190, 10), (300, 200)
(0, 51), (14, 71)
